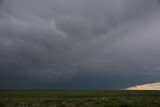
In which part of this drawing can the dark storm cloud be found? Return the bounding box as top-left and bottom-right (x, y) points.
(0, 0), (160, 89)
(0, 0), (3, 4)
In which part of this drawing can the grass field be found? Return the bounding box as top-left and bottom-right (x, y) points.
(0, 90), (160, 107)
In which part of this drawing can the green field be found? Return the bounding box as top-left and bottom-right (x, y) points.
(0, 90), (160, 107)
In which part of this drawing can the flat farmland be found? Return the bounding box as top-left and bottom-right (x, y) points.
(0, 90), (160, 107)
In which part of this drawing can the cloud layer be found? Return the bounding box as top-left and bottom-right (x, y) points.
(0, 0), (160, 89)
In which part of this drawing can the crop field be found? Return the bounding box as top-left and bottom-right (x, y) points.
(0, 90), (160, 107)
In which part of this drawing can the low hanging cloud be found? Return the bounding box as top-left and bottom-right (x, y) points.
(0, 0), (160, 89)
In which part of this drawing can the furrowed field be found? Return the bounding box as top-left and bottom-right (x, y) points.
(0, 90), (160, 107)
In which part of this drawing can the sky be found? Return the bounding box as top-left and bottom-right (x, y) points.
(0, 0), (160, 89)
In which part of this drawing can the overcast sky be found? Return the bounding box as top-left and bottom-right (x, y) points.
(0, 0), (160, 89)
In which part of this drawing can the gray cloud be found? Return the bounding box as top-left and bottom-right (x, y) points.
(0, 0), (160, 89)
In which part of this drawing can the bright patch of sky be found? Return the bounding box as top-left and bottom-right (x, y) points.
(127, 82), (160, 90)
